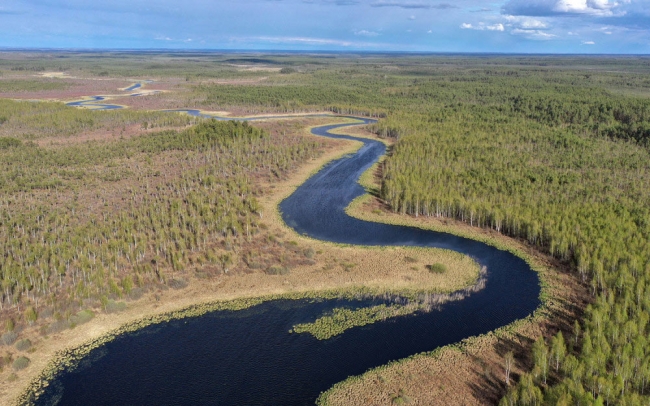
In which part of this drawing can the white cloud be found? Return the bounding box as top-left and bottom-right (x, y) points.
(370, 1), (457, 9)
(460, 22), (505, 31)
(233, 36), (385, 48)
(582, 40), (596, 44)
(427, 30), (432, 33)
(354, 30), (379, 37)
(409, 15), (416, 20)
(504, 15), (548, 29)
(502, 0), (623, 17)
(554, 0), (616, 15)
(247, 36), (355, 46)
(511, 28), (557, 39)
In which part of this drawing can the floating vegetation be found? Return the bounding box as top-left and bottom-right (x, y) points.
(292, 304), (418, 340)
(292, 266), (487, 340)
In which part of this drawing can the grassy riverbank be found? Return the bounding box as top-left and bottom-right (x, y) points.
(0, 52), (604, 404)
(315, 137), (586, 406)
(4, 117), (482, 405)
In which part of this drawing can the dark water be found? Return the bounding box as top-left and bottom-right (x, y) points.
(36, 119), (540, 406)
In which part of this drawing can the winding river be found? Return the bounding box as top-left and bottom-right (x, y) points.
(34, 87), (542, 405)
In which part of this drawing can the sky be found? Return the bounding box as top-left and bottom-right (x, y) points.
(0, 0), (648, 53)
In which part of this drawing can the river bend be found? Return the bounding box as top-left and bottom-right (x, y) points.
(35, 100), (540, 405)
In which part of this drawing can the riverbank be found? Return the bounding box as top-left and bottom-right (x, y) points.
(4, 119), (481, 405)
(316, 138), (589, 405)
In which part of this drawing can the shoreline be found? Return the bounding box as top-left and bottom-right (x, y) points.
(7, 119), (482, 405)
(316, 135), (584, 405)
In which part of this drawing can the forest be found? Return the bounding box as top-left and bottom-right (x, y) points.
(1, 52), (650, 404)
(176, 55), (650, 404)
(0, 98), (324, 344)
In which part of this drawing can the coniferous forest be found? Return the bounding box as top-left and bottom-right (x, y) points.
(1, 52), (650, 404)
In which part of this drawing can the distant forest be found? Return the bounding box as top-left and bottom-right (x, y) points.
(1, 53), (650, 403)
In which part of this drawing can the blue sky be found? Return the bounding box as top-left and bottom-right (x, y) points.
(1, 0), (648, 53)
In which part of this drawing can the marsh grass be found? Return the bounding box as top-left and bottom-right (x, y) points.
(427, 263), (447, 274)
(291, 304), (417, 340)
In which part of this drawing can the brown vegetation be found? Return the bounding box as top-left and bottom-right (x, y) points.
(0, 117), (484, 405)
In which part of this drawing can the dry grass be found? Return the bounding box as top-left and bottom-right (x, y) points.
(320, 264), (585, 406)
(318, 142), (589, 406)
(0, 76), (135, 100)
(0, 118), (484, 405)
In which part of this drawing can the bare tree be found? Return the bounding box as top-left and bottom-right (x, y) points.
(505, 351), (515, 386)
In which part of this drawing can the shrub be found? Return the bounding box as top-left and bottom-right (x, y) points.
(24, 307), (37, 324)
(15, 339), (32, 352)
(304, 248), (316, 259)
(1, 331), (18, 346)
(0, 137), (20, 149)
(12, 356), (30, 371)
(265, 265), (289, 275)
(105, 300), (127, 314)
(168, 279), (188, 290)
(247, 261), (264, 270)
(426, 263), (447, 274)
(391, 389), (410, 405)
(46, 320), (71, 335)
(280, 67), (296, 74)
(69, 310), (94, 326)
(128, 287), (144, 300)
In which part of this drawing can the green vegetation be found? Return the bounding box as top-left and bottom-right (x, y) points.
(2, 52), (650, 404)
(15, 339), (32, 352)
(0, 103), (323, 344)
(292, 303), (417, 340)
(177, 53), (650, 404)
(426, 263), (447, 274)
(366, 69), (650, 404)
(0, 98), (197, 140)
(12, 357), (30, 371)
(0, 79), (70, 92)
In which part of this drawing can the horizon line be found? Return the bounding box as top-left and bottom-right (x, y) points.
(1, 47), (649, 57)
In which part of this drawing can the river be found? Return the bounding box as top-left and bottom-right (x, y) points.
(35, 97), (541, 405)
